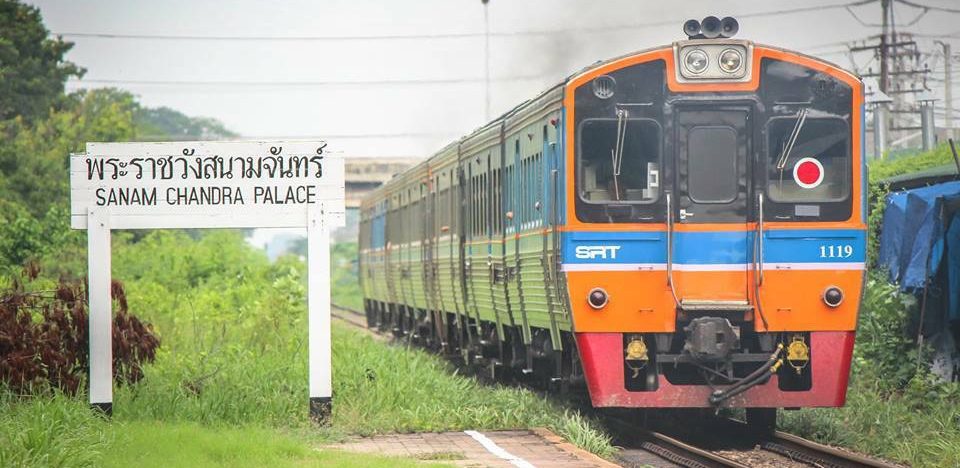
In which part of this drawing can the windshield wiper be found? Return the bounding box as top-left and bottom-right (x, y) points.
(776, 107), (809, 171)
(610, 108), (629, 201)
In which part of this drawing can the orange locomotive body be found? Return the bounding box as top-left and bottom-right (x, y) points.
(359, 17), (865, 419)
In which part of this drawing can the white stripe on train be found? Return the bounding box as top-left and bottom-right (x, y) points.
(560, 262), (866, 272)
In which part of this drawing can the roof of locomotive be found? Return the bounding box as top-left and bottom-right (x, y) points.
(361, 40), (859, 211)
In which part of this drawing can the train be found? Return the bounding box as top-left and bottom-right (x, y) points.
(358, 16), (865, 429)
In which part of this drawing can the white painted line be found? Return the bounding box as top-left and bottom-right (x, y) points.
(464, 430), (536, 468)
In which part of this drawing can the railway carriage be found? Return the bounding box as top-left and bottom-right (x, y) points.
(358, 17), (865, 425)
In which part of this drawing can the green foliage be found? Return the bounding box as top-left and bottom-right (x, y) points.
(0, 89), (139, 214)
(331, 242), (362, 310)
(0, 391), (111, 468)
(0, 86), (237, 216)
(333, 325), (614, 456)
(135, 106), (237, 141)
(853, 274), (920, 389)
(780, 370), (960, 468)
(2, 230), (613, 464)
(867, 143), (956, 182)
(102, 231), (613, 456)
(100, 421), (444, 468)
(0, 201), (77, 273)
(0, 0), (84, 121)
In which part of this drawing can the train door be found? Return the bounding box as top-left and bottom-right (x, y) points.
(509, 138), (531, 344)
(538, 125), (562, 349)
(426, 175), (444, 343)
(674, 106), (752, 303)
(385, 193), (398, 308)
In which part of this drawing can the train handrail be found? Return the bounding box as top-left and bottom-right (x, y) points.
(753, 192), (770, 330)
(666, 192), (681, 308)
(757, 193), (764, 286)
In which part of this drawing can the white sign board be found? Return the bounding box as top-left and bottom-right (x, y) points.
(71, 141), (345, 229)
(71, 140), (343, 423)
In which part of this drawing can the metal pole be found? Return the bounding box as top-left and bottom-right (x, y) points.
(942, 42), (954, 139)
(880, 0), (890, 93)
(874, 105), (888, 159)
(483, 0), (491, 121)
(921, 102), (936, 151)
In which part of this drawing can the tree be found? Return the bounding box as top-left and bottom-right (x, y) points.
(136, 106), (238, 140)
(0, 0), (84, 121)
(0, 88), (139, 214)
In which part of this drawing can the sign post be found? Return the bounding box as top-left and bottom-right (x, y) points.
(70, 141), (345, 423)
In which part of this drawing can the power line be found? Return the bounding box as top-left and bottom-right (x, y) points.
(134, 132), (460, 140)
(895, 0), (960, 14)
(65, 75), (544, 87)
(56, 31), (501, 41)
(51, 0), (878, 43)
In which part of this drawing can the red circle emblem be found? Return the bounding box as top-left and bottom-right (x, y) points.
(793, 157), (824, 189)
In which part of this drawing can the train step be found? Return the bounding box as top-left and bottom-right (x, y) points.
(679, 299), (753, 312)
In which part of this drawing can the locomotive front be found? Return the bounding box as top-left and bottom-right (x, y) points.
(563, 18), (865, 411)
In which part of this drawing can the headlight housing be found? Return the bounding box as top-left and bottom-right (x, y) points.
(675, 40), (752, 82)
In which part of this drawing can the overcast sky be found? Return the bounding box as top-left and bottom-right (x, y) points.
(29, 0), (960, 158)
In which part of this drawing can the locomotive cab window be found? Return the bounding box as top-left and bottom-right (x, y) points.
(766, 116), (850, 203)
(577, 118), (661, 205)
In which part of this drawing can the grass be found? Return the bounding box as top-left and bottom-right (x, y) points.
(100, 421), (447, 468)
(0, 392), (110, 468)
(1, 319), (614, 466)
(781, 367), (960, 468)
(1, 232), (614, 466)
(331, 324), (615, 457)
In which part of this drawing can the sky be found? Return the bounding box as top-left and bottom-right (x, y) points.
(29, 0), (960, 159)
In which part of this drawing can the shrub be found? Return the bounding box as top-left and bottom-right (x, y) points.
(0, 264), (159, 394)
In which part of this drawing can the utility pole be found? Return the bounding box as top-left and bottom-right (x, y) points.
(482, 0), (491, 122)
(880, 0), (890, 93)
(937, 41), (954, 139)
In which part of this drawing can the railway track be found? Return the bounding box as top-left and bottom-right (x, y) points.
(606, 414), (903, 468)
(330, 304), (903, 468)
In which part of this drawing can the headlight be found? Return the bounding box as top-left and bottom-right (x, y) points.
(718, 48), (743, 73)
(675, 42), (751, 82)
(587, 287), (609, 309)
(683, 49), (709, 75)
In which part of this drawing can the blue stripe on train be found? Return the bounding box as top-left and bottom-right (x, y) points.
(563, 229), (866, 264)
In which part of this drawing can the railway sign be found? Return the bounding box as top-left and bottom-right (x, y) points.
(793, 157), (825, 189)
(70, 141), (345, 424)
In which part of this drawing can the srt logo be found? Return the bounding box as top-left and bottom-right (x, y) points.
(575, 245), (621, 260)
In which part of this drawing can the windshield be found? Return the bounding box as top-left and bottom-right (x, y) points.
(766, 116), (849, 203)
(578, 118), (661, 204)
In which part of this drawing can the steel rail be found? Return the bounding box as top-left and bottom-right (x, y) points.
(721, 418), (903, 468)
(602, 414), (748, 468)
(763, 430), (903, 468)
(333, 304), (904, 468)
(645, 431), (750, 468)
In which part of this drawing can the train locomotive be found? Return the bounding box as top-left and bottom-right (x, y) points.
(358, 16), (865, 426)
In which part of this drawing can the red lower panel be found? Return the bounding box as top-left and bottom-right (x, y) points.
(576, 331), (855, 408)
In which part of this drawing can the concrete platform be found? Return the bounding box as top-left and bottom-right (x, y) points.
(326, 428), (619, 467)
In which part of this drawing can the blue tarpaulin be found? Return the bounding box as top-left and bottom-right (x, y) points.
(878, 180), (960, 322)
